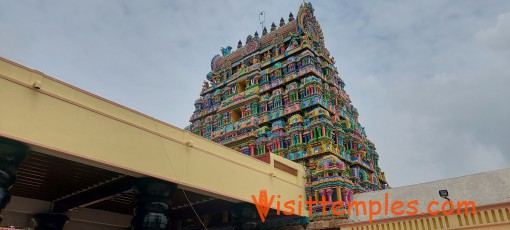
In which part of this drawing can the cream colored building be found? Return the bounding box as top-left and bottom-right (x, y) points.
(308, 168), (510, 230)
(0, 57), (308, 229)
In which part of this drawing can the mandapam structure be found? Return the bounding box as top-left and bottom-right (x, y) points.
(189, 2), (389, 221)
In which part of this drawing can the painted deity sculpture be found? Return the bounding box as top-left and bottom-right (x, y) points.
(288, 38), (300, 51)
(189, 2), (388, 223)
(202, 81), (209, 91)
(279, 43), (286, 55)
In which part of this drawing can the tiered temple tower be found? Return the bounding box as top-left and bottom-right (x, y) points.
(188, 2), (388, 221)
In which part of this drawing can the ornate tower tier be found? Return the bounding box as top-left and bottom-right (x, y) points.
(188, 2), (388, 220)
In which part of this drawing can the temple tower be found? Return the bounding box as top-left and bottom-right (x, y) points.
(188, 2), (388, 221)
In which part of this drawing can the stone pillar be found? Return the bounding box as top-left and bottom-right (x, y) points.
(32, 213), (69, 230)
(0, 137), (29, 224)
(230, 203), (260, 230)
(131, 178), (177, 230)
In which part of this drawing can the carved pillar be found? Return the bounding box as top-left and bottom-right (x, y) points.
(347, 189), (353, 203)
(231, 111), (236, 123)
(0, 137), (29, 224)
(230, 203), (260, 230)
(249, 144), (255, 156)
(341, 189), (348, 206)
(131, 178), (177, 230)
(32, 213), (69, 230)
(326, 188), (333, 202)
(318, 189), (325, 201)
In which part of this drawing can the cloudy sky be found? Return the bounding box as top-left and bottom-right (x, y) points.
(1, 0), (509, 187)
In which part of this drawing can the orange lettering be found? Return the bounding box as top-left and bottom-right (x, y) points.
(251, 190), (274, 223)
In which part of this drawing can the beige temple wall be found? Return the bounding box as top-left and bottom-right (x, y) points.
(0, 56), (307, 215)
(306, 168), (510, 230)
(339, 169), (510, 230)
(348, 168), (510, 222)
(338, 203), (510, 230)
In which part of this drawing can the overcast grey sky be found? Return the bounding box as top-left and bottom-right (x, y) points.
(1, 0), (509, 187)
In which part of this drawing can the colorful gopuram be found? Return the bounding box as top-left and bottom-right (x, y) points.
(188, 2), (389, 221)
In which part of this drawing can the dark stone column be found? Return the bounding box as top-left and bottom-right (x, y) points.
(230, 203), (260, 230)
(0, 137), (29, 224)
(32, 213), (69, 230)
(131, 178), (177, 230)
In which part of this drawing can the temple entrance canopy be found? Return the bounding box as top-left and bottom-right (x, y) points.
(0, 57), (307, 229)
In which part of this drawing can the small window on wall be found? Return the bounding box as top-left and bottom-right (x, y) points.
(232, 109), (241, 122)
(238, 81), (246, 93)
